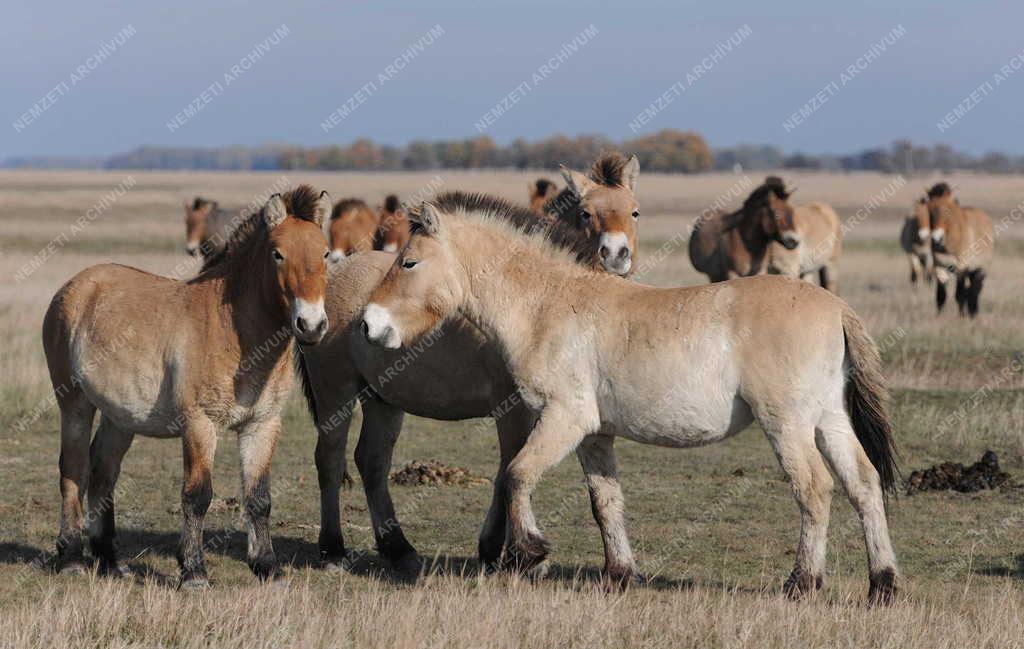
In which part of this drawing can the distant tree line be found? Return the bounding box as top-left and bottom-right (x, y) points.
(9, 132), (1024, 174)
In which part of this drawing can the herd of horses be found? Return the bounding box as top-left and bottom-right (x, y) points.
(42, 152), (996, 605)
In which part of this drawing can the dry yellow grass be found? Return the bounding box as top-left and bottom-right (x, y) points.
(1, 169), (1023, 649)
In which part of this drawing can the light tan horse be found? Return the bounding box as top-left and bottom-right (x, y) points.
(362, 203), (901, 604)
(688, 176), (798, 282)
(328, 198), (379, 262)
(768, 201), (843, 293)
(295, 161), (641, 573)
(183, 197), (236, 257)
(926, 183), (994, 317)
(528, 178), (559, 215)
(899, 199), (933, 285)
(43, 186), (331, 588)
(376, 194), (410, 253)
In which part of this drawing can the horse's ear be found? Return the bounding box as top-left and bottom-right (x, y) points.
(264, 194), (287, 229)
(560, 165), (595, 199)
(313, 190), (331, 227)
(409, 202), (441, 237)
(623, 155), (640, 192)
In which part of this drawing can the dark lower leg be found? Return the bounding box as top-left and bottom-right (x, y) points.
(936, 281), (947, 312)
(86, 420), (133, 574)
(178, 429), (216, 586)
(315, 420), (350, 562)
(955, 275), (968, 316)
(243, 472), (280, 580)
(56, 404), (94, 570)
(967, 270), (984, 317)
(479, 401), (533, 569)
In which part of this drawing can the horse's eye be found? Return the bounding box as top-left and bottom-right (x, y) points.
(272, 249), (285, 263)
(402, 259), (419, 270)
(323, 250), (330, 260)
(632, 210), (640, 219)
(579, 210), (591, 221)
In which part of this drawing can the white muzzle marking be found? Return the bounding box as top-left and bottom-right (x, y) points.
(329, 249), (346, 263)
(918, 228), (930, 242)
(292, 298), (327, 343)
(598, 231), (632, 275)
(932, 228), (945, 243)
(363, 303), (401, 349)
(382, 242), (398, 253)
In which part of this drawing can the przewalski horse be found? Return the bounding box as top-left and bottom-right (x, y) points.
(528, 178), (559, 215)
(43, 186), (332, 588)
(768, 200), (843, 293)
(296, 168), (642, 575)
(899, 198), (934, 285)
(183, 197), (236, 257)
(688, 176), (798, 282)
(542, 152), (641, 276)
(376, 194), (410, 253)
(362, 203), (901, 604)
(329, 198), (380, 262)
(926, 183), (994, 317)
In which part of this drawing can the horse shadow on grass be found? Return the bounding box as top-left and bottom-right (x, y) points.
(976, 554), (1024, 581)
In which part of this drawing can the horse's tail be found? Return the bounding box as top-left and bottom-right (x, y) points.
(293, 348), (320, 426)
(841, 306), (900, 496)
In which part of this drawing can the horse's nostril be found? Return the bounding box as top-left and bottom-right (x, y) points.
(296, 318), (308, 333)
(361, 320), (370, 338)
(599, 246), (610, 259)
(619, 247), (631, 260)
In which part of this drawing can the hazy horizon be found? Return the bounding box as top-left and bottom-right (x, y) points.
(4, 0), (1024, 159)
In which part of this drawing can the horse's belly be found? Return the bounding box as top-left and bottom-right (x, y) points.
(78, 367), (178, 436)
(607, 392), (753, 448)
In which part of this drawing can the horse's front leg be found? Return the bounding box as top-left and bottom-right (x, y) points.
(178, 416), (218, 589)
(505, 402), (595, 573)
(576, 434), (639, 588)
(238, 417), (283, 581)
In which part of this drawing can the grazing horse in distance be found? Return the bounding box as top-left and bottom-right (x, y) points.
(688, 176), (798, 282)
(542, 152), (641, 276)
(768, 200), (843, 293)
(376, 194), (410, 253)
(328, 198), (380, 262)
(44, 186), (332, 588)
(926, 183), (994, 317)
(183, 197), (236, 257)
(528, 178), (559, 215)
(295, 166), (642, 575)
(362, 202), (901, 604)
(899, 198), (933, 285)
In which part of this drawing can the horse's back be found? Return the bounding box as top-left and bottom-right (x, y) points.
(688, 210), (729, 279)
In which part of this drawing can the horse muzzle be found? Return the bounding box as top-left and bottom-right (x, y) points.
(598, 232), (633, 276)
(292, 299), (328, 346)
(780, 233), (800, 250)
(362, 303), (402, 349)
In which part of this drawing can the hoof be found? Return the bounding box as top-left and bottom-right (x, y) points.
(477, 538), (504, 573)
(783, 569), (823, 600)
(868, 568), (898, 606)
(505, 532), (550, 574)
(98, 560), (131, 578)
(58, 561), (88, 576)
(249, 557), (282, 582)
(179, 576), (211, 592)
(603, 566), (646, 591)
(390, 552), (424, 580)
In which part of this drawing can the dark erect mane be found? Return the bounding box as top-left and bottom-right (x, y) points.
(927, 182), (952, 199)
(743, 176), (788, 209)
(542, 151), (631, 221)
(534, 178), (556, 195)
(383, 194), (401, 212)
(331, 198), (369, 221)
(427, 191), (598, 267)
(197, 185), (322, 275)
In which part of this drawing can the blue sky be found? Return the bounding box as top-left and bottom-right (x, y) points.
(3, 0), (1023, 157)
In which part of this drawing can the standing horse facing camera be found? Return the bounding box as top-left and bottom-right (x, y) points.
(688, 176), (798, 282)
(376, 194), (411, 253)
(926, 183), (994, 317)
(43, 186), (331, 588)
(297, 163), (641, 574)
(363, 203), (901, 604)
(329, 198), (380, 262)
(900, 198), (934, 285)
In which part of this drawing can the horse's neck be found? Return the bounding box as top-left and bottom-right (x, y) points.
(726, 209), (770, 273)
(452, 228), (587, 370)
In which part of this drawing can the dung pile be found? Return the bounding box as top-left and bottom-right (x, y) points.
(390, 460), (489, 487)
(906, 450), (1011, 494)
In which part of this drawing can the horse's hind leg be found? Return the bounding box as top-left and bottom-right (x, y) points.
(56, 393), (96, 574)
(762, 420), (833, 598)
(907, 254), (921, 284)
(576, 434), (639, 587)
(354, 395), (419, 574)
(87, 417), (134, 575)
(967, 269), (985, 317)
(479, 398), (534, 571)
(816, 409), (898, 605)
(238, 417), (283, 581)
(313, 382), (358, 567)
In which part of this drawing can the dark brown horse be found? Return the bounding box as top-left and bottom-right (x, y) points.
(926, 183), (994, 317)
(688, 176), (798, 282)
